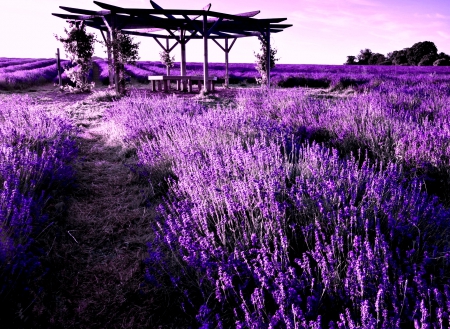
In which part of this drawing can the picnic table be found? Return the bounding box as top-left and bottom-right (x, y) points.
(148, 75), (217, 93)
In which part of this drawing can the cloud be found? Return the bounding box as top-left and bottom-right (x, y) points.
(436, 13), (450, 19)
(347, 0), (380, 6)
(437, 31), (450, 39)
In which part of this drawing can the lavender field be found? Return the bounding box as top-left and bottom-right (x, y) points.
(0, 58), (71, 90)
(1, 59), (450, 328)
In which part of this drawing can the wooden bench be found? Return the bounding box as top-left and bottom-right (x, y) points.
(189, 76), (217, 92)
(148, 75), (217, 92)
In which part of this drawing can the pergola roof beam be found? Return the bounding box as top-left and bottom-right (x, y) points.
(150, 1), (176, 20)
(93, 1), (285, 24)
(53, 1), (292, 90)
(59, 6), (111, 16)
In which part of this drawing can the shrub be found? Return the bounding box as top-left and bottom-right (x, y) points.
(418, 54), (437, 66)
(433, 58), (450, 66)
(254, 37), (279, 86)
(159, 50), (175, 75)
(101, 30), (140, 94)
(55, 20), (96, 92)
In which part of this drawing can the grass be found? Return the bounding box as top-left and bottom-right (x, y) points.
(2, 64), (450, 327)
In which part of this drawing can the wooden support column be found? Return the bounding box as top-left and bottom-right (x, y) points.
(212, 37), (236, 88)
(55, 48), (62, 87)
(101, 15), (118, 93)
(166, 39), (170, 75)
(99, 29), (113, 85)
(203, 14), (209, 92)
(224, 38), (229, 87)
(180, 32), (187, 90)
(113, 35), (120, 93)
(106, 31), (113, 86)
(266, 26), (271, 88)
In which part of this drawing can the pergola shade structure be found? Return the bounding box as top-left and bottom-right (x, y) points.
(52, 1), (292, 93)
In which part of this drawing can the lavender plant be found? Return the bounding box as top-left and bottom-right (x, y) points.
(0, 95), (78, 320)
(0, 61), (69, 90)
(107, 74), (450, 327)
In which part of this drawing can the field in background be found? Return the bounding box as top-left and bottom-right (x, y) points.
(1, 58), (450, 328)
(2, 56), (450, 91)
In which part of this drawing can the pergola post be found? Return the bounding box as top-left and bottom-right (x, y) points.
(203, 14), (209, 92)
(166, 38), (170, 75)
(111, 17), (121, 94)
(225, 38), (229, 87)
(52, 4), (292, 94)
(212, 37), (236, 88)
(266, 26), (271, 88)
(56, 48), (62, 87)
(106, 31), (114, 86)
(180, 40), (186, 90)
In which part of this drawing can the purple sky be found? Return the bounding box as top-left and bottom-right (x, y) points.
(1, 0), (449, 64)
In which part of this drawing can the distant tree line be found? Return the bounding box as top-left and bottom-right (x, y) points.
(345, 41), (450, 66)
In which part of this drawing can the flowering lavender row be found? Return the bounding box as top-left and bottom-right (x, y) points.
(0, 95), (77, 307)
(0, 58), (56, 74)
(124, 63), (156, 83)
(93, 59), (110, 84)
(107, 86), (450, 328)
(133, 60), (450, 86)
(0, 62), (68, 90)
(0, 58), (41, 68)
(235, 79), (450, 204)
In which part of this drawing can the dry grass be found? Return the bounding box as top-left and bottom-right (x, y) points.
(7, 87), (188, 328)
(5, 83), (354, 328)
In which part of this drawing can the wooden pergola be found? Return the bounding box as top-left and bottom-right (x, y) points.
(52, 1), (292, 93)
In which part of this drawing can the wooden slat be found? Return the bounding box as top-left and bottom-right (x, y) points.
(121, 29), (249, 39)
(211, 38), (225, 52)
(150, 0), (176, 20)
(93, 1), (124, 12)
(59, 6), (110, 16)
(92, 2), (285, 24)
(235, 10), (260, 17)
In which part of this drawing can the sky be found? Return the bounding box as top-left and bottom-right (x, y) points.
(1, 0), (449, 64)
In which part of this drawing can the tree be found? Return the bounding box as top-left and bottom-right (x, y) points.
(389, 49), (409, 65)
(344, 56), (357, 65)
(55, 20), (96, 92)
(254, 37), (279, 86)
(406, 41), (438, 65)
(159, 50), (175, 75)
(437, 52), (450, 61)
(418, 54), (437, 66)
(433, 58), (450, 66)
(368, 53), (386, 65)
(357, 48), (374, 65)
(101, 29), (140, 94)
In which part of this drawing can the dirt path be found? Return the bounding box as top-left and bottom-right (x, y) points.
(28, 89), (161, 328)
(14, 84), (338, 327)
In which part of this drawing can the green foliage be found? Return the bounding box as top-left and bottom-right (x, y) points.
(101, 29), (140, 94)
(348, 41), (448, 67)
(419, 54), (437, 66)
(356, 49), (373, 65)
(437, 52), (450, 61)
(368, 53), (386, 65)
(159, 51), (175, 75)
(54, 20), (96, 92)
(433, 58), (450, 66)
(406, 41), (438, 65)
(344, 56), (357, 65)
(254, 37), (279, 85)
(390, 49), (409, 65)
